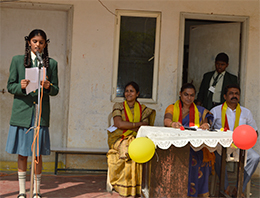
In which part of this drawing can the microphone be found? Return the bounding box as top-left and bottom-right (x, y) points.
(35, 51), (43, 65)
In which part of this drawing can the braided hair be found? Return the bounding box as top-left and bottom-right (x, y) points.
(24, 29), (50, 68)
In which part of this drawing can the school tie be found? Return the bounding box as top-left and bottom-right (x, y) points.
(212, 73), (220, 87)
(34, 58), (38, 67)
(206, 73), (220, 110)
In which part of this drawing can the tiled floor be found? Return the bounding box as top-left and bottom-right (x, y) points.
(0, 171), (259, 198)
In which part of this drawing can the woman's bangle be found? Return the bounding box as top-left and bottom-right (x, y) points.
(207, 123), (211, 128)
(170, 121), (174, 127)
(133, 122), (135, 128)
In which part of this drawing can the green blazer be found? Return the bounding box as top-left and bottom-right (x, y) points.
(7, 55), (59, 128)
(197, 71), (238, 109)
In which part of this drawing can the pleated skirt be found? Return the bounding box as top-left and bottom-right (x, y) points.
(5, 114), (50, 157)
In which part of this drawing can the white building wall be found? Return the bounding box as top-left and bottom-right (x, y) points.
(1, 0), (259, 176)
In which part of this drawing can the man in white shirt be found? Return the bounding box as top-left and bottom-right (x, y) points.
(211, 84), (259, 196)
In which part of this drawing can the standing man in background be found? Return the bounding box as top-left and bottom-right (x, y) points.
(196, 52), (238, 110)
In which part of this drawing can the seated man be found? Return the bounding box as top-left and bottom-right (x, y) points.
(210, 84), (260, 196)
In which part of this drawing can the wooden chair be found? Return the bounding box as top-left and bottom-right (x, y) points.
(210, 155), (251, 197)
(106, 112), (113, 192)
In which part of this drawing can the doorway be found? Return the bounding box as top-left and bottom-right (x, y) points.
(178, 13), (249, 105)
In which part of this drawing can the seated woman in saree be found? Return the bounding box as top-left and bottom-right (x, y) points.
(164, 83), (214, 197)
(107, 81), (156, 197)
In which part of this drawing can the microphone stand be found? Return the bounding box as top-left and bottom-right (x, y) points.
(30, 58), (43, 198)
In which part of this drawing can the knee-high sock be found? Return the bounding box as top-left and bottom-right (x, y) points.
(33, 174), (41, 194)
(18, 171), (26, 194)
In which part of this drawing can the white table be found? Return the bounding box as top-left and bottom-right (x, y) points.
(137, 126), (233, 151)
(137, 126), (245, 198)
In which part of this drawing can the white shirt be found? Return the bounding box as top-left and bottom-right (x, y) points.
(210, 71), (225, 103)
(210, 104), (258, 131)
(31, 51), (41, 67)
(211, 104), (257, 159)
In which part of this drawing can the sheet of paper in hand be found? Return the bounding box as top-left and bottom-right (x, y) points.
(25, 67), (46, 94)
(107, 125), (117, 132)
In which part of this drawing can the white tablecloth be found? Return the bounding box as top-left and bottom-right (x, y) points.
(137, 126), (233, 153)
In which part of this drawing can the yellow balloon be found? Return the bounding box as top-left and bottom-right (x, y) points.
(128, 137), (155, 163)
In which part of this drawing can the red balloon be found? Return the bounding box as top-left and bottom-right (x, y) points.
(232, 125), (257, 150)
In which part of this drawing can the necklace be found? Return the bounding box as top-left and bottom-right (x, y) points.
(127, 102), (135, 109)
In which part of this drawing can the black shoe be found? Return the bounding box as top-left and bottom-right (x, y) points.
(17, 194), (27, 198)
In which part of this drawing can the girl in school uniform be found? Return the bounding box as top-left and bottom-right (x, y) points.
(6, 29), (59, 198)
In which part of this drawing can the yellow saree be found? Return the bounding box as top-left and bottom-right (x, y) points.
(107, 102), (156, 197)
